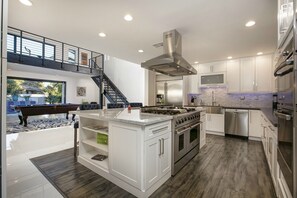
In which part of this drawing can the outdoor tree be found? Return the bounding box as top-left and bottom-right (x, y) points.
(44, 83), (62, 104)
(7, 79), (24, 101)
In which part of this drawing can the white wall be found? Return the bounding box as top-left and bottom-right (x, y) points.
(104, 56), (145, 104)
(7, 64), (99, 104)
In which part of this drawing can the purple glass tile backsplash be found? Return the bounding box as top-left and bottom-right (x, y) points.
(188, 87), (272, 108)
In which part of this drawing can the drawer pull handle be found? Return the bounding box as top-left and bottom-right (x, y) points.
(161, 138), (164, 155)
(152, 126), (168, 134)
(159, 139), (162, 156)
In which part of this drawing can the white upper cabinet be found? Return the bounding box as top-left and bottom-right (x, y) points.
(226, 60), (240, 93)
(188, 65), (199, 94)
(198, 54), (273, 93)
(198, 61), (226, 73)
(184, 65), (200, 95)
(240, 57), (255, 92)
(255, 55), (273, 92)
(225, 55), (273, 93)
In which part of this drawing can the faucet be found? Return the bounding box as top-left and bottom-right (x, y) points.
(211, 91), (216, 106)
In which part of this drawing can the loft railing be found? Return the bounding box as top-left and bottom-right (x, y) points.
(7, 26), (104, 72)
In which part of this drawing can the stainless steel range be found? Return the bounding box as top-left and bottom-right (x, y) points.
(141, 106), (200, 175)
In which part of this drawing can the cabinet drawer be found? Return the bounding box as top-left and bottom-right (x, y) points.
(145, 121), (171, 141)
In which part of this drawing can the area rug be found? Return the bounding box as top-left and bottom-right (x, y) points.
(6, 117), (76, 134)
(30, 148), (134, 198)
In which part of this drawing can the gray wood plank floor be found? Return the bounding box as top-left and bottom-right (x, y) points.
(30, 135), (276, 198)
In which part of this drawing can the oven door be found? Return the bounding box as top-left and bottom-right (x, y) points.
(275, 110), (293, 194)
(187, 122), (201, 151)
(174, 126), (189, 163)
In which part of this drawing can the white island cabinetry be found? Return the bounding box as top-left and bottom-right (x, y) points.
(76, 109), (172, 198)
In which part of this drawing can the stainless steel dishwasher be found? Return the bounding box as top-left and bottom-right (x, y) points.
(224, 109), (249, 137)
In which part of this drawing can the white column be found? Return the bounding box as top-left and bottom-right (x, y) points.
(1, 0), (8, 197)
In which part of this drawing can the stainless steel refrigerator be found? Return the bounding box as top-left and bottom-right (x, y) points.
(156, 80), (183, 106)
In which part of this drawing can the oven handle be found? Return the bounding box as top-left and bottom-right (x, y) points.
(176, 122), (201, 135)
(273, 59), (294, 77)
(274, 111), (292, 121)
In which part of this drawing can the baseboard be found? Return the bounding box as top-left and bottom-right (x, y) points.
(248, 136), (261, 141)
(206, 131), (225, 136)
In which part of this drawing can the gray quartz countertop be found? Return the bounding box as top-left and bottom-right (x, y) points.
(70, 108), (173, 126)
(185, 105), (277, 127)
(260, 108), (278, 127)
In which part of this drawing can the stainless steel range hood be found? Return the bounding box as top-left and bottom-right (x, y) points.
(141, 29), (197, 76)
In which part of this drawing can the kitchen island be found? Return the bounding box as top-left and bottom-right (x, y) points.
(73, 108), (173, 198)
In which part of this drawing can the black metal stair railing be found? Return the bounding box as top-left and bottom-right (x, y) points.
(7, 26), (104, 75)
(92, 73), (129, 106)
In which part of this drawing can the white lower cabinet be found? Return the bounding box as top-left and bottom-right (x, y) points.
(259, 113), (280, 197)
(260, 114), (269, 154)
(278, 162), (293, 198)
(248, 110), (262, 139)
(205, 113), (224, 135)
(144, 133), (170, 189)
(109, 122), (142, 188)
(200, 111), (206, 148)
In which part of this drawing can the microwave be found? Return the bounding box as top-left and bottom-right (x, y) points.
(199, 72), (226, 87)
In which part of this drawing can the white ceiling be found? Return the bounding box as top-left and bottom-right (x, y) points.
(8, 0), (277, 65)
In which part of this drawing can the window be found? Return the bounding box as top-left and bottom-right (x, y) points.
(68, 49), (76, 63)
(7, 34), (55, 60)
(6, 77), (66, 114)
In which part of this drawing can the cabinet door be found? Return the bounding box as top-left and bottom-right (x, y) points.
(109, 123), (142, 189)
(200, 116), (206, 148)
(267, 129), (273, 170)
(255, 55), (272, 92)
(205, 114), (212, 131)
(240, 58), (255, 92)
(145, 137), (160, 189)
(198, 61), (226, 73)
(271, 132), (278, 188)
(206, 114), (224, 133)
(212, 61), (227, 72)
(211, 114), (224, 133)
(159, 133), (171, 177)
(226, 60), (240, 93)
(248, 110), (262, 138)
(198, 63), (212, 73)
(189, 74), (199, 94)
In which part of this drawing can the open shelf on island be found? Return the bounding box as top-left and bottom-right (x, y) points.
(82, 139), (108, 152)
(82, 125), (108, 135)
(80, 150), (109, 172)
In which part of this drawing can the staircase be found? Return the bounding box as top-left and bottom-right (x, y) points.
(92, 73), (129, 106)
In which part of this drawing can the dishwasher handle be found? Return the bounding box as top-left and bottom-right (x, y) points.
(225, 109), (249, 113)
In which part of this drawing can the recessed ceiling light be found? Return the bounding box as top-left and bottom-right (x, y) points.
(98, 32), (106, 37)
(19, 0), (32, 6)
(257, 52), (263, 55)
(124, 14), (133, 21)
(194, 61), (199, 64)
(227, 56), (232, 59)
(245, 20), (256, 27)
(138, 49), (144, 53)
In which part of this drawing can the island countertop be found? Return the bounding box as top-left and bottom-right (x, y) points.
(70, 108), (173, 126)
